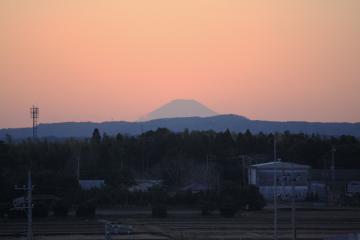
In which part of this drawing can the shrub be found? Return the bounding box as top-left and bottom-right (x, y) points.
(53, 200), (70, 217)
(219, 196), (238, 217)
(340, 193), (360, 207)
(0, 203), (10, 217)
(152, 204), (167, 218)
(7, 209), (26, 219)
(33, 203), (49, 218)
(150, 187), (168, 218)
(76, 202), (96, 217)
(242, 185), (266, 210)
(200, 201), (216, 216)
(151, 187), (168, 203)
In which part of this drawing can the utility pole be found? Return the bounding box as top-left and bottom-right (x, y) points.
(291, 162), (296, 240)
(77, 156), (80, 181)
(241, 155), (247, 186)
(206, 154), (209, 190)
(27, 172), (33, 240)
(13, 106), (39, 239)
(140, 123), (145, 176)
(206, 154), (217, 191)
(105, 222), (112, 240)
(14, 171), (33, 240)
(331, 147), (336, 189)
(273, 133), (278, 240)
(26, 105), (38, 240)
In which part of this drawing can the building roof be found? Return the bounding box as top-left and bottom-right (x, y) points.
(250, 161), (311, 169)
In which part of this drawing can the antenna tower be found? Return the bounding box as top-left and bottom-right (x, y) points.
(30, 106), (39, 139)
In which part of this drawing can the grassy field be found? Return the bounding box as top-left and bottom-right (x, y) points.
(1, 208), (359, 240)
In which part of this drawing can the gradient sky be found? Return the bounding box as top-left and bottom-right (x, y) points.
(1, 0), (360, 128)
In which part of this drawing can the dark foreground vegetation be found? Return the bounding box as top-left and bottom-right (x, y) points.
(0, 128), (359, 218)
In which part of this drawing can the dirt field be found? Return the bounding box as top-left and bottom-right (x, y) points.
(1, 208), (359, 240)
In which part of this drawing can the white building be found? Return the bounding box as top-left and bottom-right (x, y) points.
(248, 161), (311, 201)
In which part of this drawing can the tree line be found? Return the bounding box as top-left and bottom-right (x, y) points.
(0, 128), (359, 205)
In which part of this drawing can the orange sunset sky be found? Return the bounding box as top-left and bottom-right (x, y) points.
(1, 0), (360, 128)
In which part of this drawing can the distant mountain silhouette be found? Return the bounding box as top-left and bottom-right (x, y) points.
(1, 115), (360, 139)
(140, 99), (217, 121)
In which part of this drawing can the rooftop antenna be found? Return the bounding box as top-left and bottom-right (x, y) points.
(30, 105), (39, 139)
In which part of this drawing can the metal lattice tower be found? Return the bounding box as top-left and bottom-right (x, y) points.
(30, 106), (39, 139)
(26, 106), (38, 240)
(13, 106), (38, 240)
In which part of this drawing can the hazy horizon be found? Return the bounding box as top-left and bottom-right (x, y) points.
(2, 97), (360, 130)
(1, 1), (360, 128)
